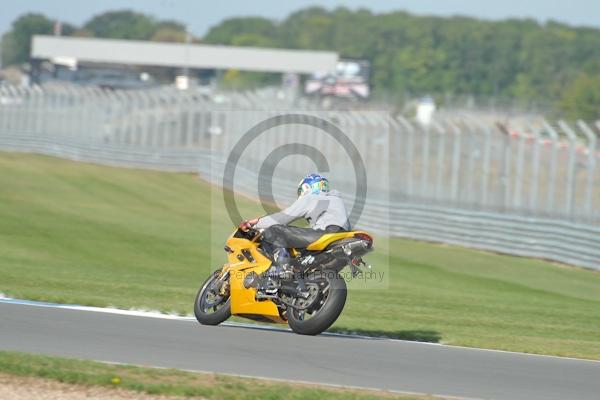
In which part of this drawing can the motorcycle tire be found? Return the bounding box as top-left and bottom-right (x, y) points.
(287, 271), (347, 335)
(194, 270), (231, 326)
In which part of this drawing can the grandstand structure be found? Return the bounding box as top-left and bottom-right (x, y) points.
(30, 35), (339, 76)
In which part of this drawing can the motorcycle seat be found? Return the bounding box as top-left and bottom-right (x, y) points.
(306, 230), (370, 251)
(261, 226), (370, 251)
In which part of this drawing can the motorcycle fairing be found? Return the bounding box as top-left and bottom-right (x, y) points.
(305, 230), (370, 251)
(224, 235), (285, 323)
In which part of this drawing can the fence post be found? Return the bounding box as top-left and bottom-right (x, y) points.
(432, 121), (446, 203)
(577, 121), (597, 216)
(479, 122), (492, 207)
(499, 124), (512, 212)
(527, 123), (542, 214)
(542, 120), (559, 214)
(0, 86), (10, 133)
(448, 121), (462, 202)
(13, 86), (25, 135)
(76, 87), (88, 140)
(19, 86), (31, 134)
(385, 114), (402, 202)
(148, 90), (160, 147)
(512, 126), (527, 210)
(397, 116), (415, 199)
(186, 95), (196, 147)
(372, 112), (391, 196)
(97, 87), (112, 143)
(558, 120), (578, 218)
(7, 85), (19, 134)
(57, 86), (68, 137)
(420, 123), (431, 198)
(136, 91), (149, 146)
(464, 120), (481, 205)
(62, 86), (74, 138)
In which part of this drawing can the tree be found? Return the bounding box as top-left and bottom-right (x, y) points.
(204, 17), (278, 45)
(4, 6), (600, 108)
(151, 27), (187, 43)
(83, 10), (158, 40)
(1, 13), (54, 66)
(204, 8), (600, 105)
(560, 73), (600, 120)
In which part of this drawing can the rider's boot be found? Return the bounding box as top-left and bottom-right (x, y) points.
(270, 248), (295, 278)
(258, 248), (292, 294)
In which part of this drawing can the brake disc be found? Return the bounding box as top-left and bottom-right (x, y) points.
(297, 283), (320, 310)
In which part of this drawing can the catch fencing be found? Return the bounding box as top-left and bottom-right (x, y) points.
(0, 83), (599, 269)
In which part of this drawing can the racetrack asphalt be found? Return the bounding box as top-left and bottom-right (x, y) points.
(1, 300), (599, 400)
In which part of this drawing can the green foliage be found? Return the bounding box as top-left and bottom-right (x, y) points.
(220, 69), (277, 90)
(3, 7), (600, 118)
(1, 11), (188, 67)
(204, 18), (280, 88)
(203, 17), (278, 45)
(81, 12), (187, 43)
(150, 27), (186, 43)
(83, 10), (162, 40)
(204, 8), (600, 118)
(560, 73), (600, 120)
(1, 13), (54, 66)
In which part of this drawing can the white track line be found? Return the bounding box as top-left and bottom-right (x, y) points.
(1, 297), (598, 364)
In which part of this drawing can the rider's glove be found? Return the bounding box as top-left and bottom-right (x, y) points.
(239, 219), (258, 232)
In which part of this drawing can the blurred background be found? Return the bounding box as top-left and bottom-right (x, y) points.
(1, 1), (600, 390)
(1, 0), (599, 269)
(2, 0), (600, 117)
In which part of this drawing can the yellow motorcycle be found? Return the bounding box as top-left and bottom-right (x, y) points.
(194, 227), (373, 335)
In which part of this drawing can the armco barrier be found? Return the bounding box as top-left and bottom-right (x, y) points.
(0, 133), (206, 172)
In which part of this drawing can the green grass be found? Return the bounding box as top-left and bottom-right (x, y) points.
(1, 152), (599, 359)
(0, 351), (428, 399)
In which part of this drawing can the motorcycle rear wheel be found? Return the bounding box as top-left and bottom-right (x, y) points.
(194, 270), (231, 326)
(287, 271), (347, 335)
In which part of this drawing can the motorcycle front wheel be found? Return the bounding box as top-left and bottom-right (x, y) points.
(287, 271), (347, 335)
(194, 270), (231, 326)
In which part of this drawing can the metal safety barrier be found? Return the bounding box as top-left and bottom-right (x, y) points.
(0, 82), (599, 270)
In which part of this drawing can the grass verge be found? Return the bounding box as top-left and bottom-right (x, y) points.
(1, 152), (599, 359)
(0, 351), (432, 399)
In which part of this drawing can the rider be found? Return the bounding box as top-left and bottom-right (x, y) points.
(239, 173), (350, 283)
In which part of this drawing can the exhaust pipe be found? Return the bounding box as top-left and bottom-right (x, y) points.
(327, 239), (372, 259)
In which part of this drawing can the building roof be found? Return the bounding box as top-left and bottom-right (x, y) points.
(31, 35), (338, 74)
